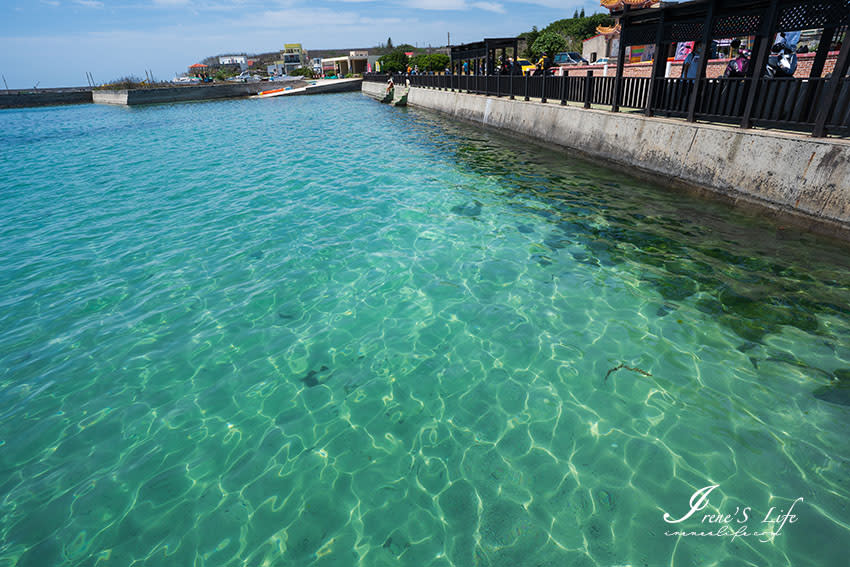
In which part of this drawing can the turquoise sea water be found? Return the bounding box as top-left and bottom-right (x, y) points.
(1, 93), (849, 567)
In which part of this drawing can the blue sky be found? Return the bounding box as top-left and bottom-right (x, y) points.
(1, 0), (607, 88)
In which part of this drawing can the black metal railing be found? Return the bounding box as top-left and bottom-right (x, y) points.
(366, 73), (650, 110)
(827, 77), (850, 136)
(650, 76), (831, 132)
(364, 73), (850, 137)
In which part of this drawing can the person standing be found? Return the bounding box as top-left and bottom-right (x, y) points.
(681, 41), (702, 79)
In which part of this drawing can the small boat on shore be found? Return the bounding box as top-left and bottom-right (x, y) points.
(257, 87), (293, 97)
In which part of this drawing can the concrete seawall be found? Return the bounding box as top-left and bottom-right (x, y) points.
(93, 83), (267, 106)
(1, 88), (92, 109)
(363, 80), (850, 239)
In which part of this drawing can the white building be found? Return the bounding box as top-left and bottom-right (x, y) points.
(321, 51), (376, 76)
(219, 55), (248, 66)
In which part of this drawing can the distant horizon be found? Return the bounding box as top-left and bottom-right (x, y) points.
(1, 0), (607, 89)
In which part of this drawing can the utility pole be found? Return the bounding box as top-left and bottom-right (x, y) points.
(448, 32), (450, 47)
(2, 74), (9, 91)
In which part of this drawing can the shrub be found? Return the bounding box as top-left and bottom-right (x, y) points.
(96, 76), (149, 90)
(289, 67), (315, 78)
(379, 49), (409, 73)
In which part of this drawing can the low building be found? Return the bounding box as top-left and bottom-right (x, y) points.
(268, 44), (309, 76)
(321, 51), (375, 76)
(188, 63), (208, 77)
(583, 33), (618, 63)
(219, 55), (247, 67)
(282, 43), (307, 74)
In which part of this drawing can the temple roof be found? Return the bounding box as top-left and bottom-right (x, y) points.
(600, 0), (657, 9)
(596, 23), (622, 35)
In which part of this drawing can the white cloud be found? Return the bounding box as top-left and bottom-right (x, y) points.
(516, 0), (606, 11)
(74, 0), (104, 7)
(471, 2), (504, 13)
(153, 0), (192, 6)
(408, 0), (503, 12)
(40, 0), (61, 6)
(409, 0), (466, 9)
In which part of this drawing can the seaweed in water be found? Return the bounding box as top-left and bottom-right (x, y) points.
(813, 380), (850, 407)
(813, 368), (850, 407)
(301, 365), (330, 388)
(656, 304), (676, 318)
(450, 200), (483, 217)
(605, 363), (653, 382)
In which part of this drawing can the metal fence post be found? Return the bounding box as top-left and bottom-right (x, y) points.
(496, 73), (500, 97)
(612, 6), (630, 112)
(541, 71), (547, 103)
(813, 39), (850, 137)
(510, 72), (514, 100)
(645, 11), (666, 117)
(742, 0), (780, 129)
(560, 73), (566, 105)
(584, 70), (593, 109)
(524, 73), (529, 101)
(686, 0), (718, 122)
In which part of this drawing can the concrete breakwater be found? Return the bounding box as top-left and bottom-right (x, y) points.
(92, 83), (270, 106)
(93, 78), (361, 106)
(363, 81), (850, 239)
(0, 88), (92, 109)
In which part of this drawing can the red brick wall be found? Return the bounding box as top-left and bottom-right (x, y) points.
(563, 52), (839, 79)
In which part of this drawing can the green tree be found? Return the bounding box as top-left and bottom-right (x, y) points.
(387, 37), (393, 49)
(531, 30), (567, 60)
(542, 13), (613, 51)
(519, 26), (540, 59)
(573, 9), (579, 18)
(379, 49), (409, 73)
(409, 53), (451, 72)
(428, 53), (450, 72)
(580, 8), (585, 17)
(409, 53), (429, 70)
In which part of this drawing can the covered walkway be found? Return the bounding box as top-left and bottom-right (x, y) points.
(450, 38), (519, 75)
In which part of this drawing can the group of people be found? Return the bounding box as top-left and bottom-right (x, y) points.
(458, 56), (550, 76)
(680, 33), (800, 80)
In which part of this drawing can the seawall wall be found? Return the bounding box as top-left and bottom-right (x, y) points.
(0, 88), (92, 109)
(362, 80), (850, 239)
(93, 83), (266, 106)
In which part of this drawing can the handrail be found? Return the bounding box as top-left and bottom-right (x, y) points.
(362, 72), (849, 138)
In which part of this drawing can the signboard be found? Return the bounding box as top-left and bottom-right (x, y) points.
(675, 41), (694, 61)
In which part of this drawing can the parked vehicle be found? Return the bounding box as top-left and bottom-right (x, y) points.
(591, 57), (612, 66)
(553, 52), (588, 66)
(516, 59), (536, 76)
(227, 71), (262, 82)
(173, 76), (200, 84)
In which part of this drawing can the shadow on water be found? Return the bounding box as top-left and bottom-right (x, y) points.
(399, 108), (850, 401)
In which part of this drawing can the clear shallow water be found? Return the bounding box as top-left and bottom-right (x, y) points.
(1, 93), (849, 567)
